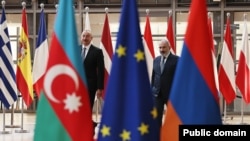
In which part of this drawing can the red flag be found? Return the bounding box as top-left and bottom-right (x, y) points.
(16, 7), (33, 107)
(161, 1), (222, 140)
(236, 14), (250, 104)
(218, 14), (236, 104)
(34, 0), (93, 140)
(100, 12), (113, 98)
(166, 11), (175, 54)
(208, 12), (219, 92)
(143, 11), (155, 80)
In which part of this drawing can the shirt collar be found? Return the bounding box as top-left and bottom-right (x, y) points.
(82, 44), (90, 50)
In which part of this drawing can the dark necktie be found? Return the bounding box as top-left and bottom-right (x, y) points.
(81, 47), (86, 61)
(161, 56), (166, 73)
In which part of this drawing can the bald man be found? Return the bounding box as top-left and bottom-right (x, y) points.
(151, 39), (179, 128)
(80, 30), (104, 133)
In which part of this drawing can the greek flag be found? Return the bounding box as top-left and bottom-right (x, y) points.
(0, 8), (18, 108)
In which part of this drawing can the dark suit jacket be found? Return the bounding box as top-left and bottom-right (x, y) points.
(83, 44), (104, 107)
(151, 53), (179, 101)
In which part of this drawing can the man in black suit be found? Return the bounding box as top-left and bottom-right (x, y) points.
(80, 30), (104, 132)
(151, 39), (179, 128)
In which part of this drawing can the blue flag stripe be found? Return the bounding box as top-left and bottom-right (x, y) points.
(171, 44), (222, 124)
(36, 9), (47, 48)
(0, 8), (17, 108)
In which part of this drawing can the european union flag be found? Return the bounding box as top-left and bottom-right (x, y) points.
(97, 0), (159, 141)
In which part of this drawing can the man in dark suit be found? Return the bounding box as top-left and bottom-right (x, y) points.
(80, 30), (104, 132)
(151, 39), (179, 128)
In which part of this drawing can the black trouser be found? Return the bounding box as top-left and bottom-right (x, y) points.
(154, 95), (166, 128)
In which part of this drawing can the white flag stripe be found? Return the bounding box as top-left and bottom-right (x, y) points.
(1, 19), (7, 29)
(32, 9), (49, 95)
(242, 24), (250, 68)
(0, 78), (15, 105)
(236, 17), (250, 103)
(0, 30), (8, 44)
(0, 57), (16, 91)
(85, 11), (91, 31)
(33, 40), (49, 83)
(2, 44), (15, 66)
(100, 43), (112, 74)
(221, 41), (236, 88)
(143, 39), (154, 80)
(212, 52), (219, 91)
(0, 8), (17, 108)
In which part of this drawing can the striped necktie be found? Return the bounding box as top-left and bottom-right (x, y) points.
(81, 47), (86, 61)
(161, 56), (166, 73)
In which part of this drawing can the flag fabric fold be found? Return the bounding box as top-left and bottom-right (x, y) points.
(0, 8), (18, 108)
(32, 8), (49, 97)
(16, 7), (33, 107)
(100, 12), (113, 98)
(34, 0), (93, 141)
(97, 0), (159, 140)
(85, 7), (91, 31)
(143, 12), (155, 81)
(161, 0), (222, 141)
(208, 13), (219, 92)
(218, 14), (236, 104)
(236, 15), (250, 104)
(166, 11), (175, 54)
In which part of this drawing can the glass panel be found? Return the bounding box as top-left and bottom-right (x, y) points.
(140, 0), (156, 4)
(82, 13), (120, 49)
(140, 16), (168, 56)
(84, 0), (104, 4)
(234, 12), (250, 62)
(6, 14), (21, 62)
(109, 0), (122, 4)
(176, 12), (188, 35)
(158, 0), (171, 4)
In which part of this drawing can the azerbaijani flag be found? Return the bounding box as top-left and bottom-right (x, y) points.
(16, 7), (33, 107)
(34, 0), (93, 141)
(161, 0), (222, 141)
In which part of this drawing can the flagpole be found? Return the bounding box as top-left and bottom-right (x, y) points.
(4, 104), (20, 128)
(15, 94), (29, 133)
(55, 3), (58, 13)
(0, 0), (20, 129)
(15, 2), (30, 133)
(223, 100), (227, 124)
(236, 13), (249, 125)
(0, 106), (11, 134)
(240, 97), (245, 124)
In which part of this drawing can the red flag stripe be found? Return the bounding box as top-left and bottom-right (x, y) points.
(143, 14), (155, 81)
(218, 15), (236, 104)
(100, 13), (113, 98)
(208, 13), (220, 92)
(166, 12), (175, 54)
(236, 17), (250, 103)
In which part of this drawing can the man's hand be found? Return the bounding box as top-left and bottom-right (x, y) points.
(96, 89), (103, 98)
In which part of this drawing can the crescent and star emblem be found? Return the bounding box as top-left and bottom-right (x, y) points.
(44, 64), (82, 113)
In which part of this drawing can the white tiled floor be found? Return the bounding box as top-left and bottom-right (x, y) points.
(0, 112), (250, 141)
(0, 113), (35, 141)
(0, 112), (101, 141)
